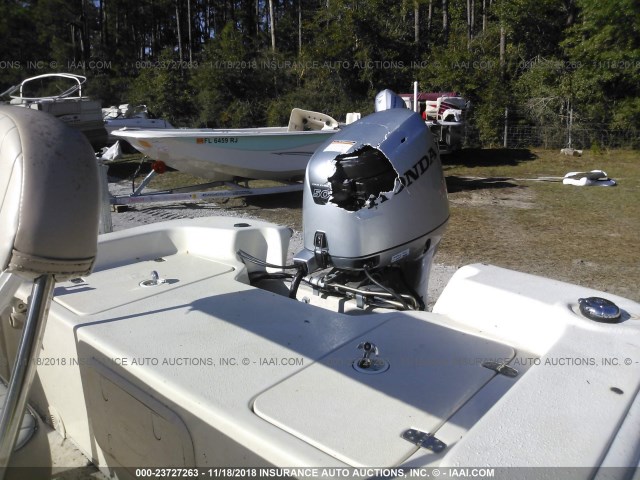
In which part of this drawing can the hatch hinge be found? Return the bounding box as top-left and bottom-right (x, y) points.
(401, 429), (447, 453)
(482, 360), (518, 378)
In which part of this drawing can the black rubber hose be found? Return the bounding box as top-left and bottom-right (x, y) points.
(288, 267), (305, 299)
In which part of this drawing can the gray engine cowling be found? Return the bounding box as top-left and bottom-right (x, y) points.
(293, 107), (449, 304)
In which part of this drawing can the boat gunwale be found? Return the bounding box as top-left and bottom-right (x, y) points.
(113, 128), (339, 139)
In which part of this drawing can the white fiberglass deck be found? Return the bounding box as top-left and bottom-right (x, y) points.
(6, 217), (638, 476)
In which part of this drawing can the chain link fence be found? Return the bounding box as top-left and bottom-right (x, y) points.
(464, 107), (640, 150)
(503, 125), (640, 149)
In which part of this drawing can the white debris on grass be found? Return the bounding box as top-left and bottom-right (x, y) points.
(562, 170), (616, 186)
(560, 148), (583, 156)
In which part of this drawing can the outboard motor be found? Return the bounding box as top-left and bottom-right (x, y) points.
(293, 98), (449, 310)
(374, 89), (408, 112)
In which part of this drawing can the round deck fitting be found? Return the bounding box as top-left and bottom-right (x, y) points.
(578, 297), (621, 323)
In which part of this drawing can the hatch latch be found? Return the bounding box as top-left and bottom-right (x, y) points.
(352, 341), (390, 374)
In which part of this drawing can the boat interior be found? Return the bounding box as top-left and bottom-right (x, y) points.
(0, 104), (639, 480)
(287, 108), (340, 132)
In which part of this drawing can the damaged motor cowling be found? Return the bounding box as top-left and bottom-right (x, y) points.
(293, 106), (450, 307)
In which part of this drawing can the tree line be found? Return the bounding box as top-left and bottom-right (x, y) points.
(1, 0), (638, 145)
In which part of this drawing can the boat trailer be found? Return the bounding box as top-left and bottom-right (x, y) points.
(106, 162), (303, 207)
(97, 160), (303, 234)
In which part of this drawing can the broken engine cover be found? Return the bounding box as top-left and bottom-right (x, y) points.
(295, 107), (450, 274)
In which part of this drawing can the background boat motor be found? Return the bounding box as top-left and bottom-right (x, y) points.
(0, 106), (100, 474)
(374, 89), (408, 112)
(293, 106), (449, 309)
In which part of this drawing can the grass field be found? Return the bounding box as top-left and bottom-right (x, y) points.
(439, 148), (640, 301)
(111, 147), (639, 301)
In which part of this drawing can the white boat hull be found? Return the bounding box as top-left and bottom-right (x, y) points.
(103, 105), (175, 144)
(4, 217), (637, 475)
(25, 99), (108, 149)
(114, 109), (341, 181)
(115, 127), (337, 181)
(104, 118), (173, 142)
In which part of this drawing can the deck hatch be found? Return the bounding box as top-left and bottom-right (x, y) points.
(253, 316), (515, 467)
(53, 253), (233, 315)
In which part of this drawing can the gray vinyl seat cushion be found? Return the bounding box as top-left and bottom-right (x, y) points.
(0, 106), (100, 280)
